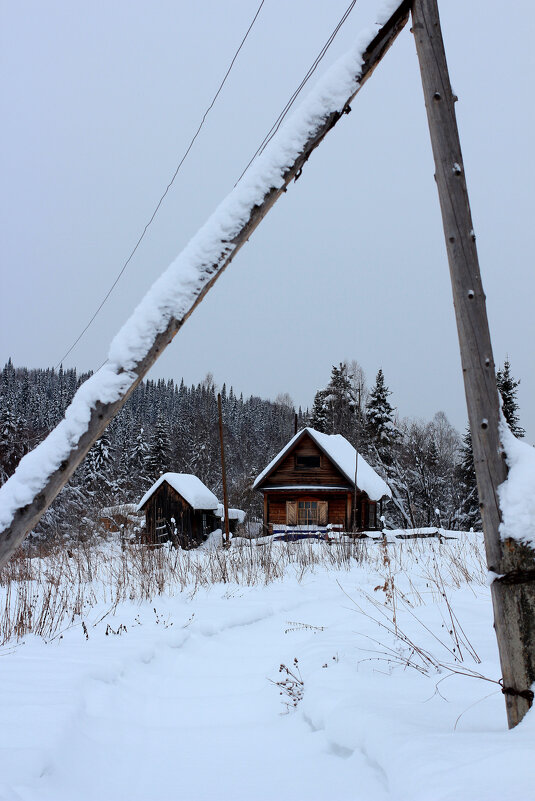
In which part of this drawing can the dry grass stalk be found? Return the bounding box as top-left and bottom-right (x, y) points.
(0, 533), (485, 646)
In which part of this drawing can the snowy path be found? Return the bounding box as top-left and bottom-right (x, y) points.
(2, 562), (535, 801)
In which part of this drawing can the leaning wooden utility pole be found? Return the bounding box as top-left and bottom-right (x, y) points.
(412, 0), (535, 728)
(217, 393), (230, 546)
(0, 0), (411, 570)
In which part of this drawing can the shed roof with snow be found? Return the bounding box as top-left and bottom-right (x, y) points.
(216, 504), (246, 523)
(137, 473), (219, 512)
(253, 428), (391, 501)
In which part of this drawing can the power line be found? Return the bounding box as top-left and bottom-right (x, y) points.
(55, 0), (266, 369)
(56, 0), (356, 369)
(235, 0), (357, 186)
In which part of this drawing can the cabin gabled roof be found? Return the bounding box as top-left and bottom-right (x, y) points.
(137, 473), (219, 512)
(253, 427), (391, 501)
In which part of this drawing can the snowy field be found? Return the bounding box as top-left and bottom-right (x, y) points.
(1, 534), (534, 801)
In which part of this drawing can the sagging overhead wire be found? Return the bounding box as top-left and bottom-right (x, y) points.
(56, 0), (357, 370)
(55, 0), (266, 369)
(234, 0), (357, 186)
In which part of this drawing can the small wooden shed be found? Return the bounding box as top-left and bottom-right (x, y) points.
(137, 473), (219, 548)
(99, 504), (142, 533)
(215, 504), (246, 535)
(253, 428), (391, 534)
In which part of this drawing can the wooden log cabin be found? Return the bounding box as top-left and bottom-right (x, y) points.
(253, 428), (391, 533)
(137, 473), (219, 548)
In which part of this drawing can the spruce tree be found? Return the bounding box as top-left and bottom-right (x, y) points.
(0, 404), (26, 483)
(309, 363), (358, 440)
(309, 389), (329, 432)
(147, 417), (172, 480)
(83, 432), (114, 503)
(457, 425), (480, 529)
(323, 363), (357, 437)
(366, 369), (397, 460)
(497, 358), (525, 438)
(128, 428), (151, 490)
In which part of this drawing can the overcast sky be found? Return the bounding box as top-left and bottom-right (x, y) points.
(1, 0), (533, 439)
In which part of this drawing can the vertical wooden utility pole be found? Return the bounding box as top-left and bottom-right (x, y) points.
(412, 0), (535, 728)
(353, 387), (361, 533)
(217, 393), (230, 546)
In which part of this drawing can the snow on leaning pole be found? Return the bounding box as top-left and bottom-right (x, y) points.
(412, 0), (535, 728)
(0, 2), (411, 568)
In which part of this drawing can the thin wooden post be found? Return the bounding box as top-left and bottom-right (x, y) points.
(217, 393), (230, 546)
(411, 0), (535, 728)
(353, 387), (361, 533)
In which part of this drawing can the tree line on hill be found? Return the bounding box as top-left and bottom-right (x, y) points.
(0, 357), (524, 539)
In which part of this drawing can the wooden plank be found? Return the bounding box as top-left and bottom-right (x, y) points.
(411, 0), (535, 728)
(263, 494), (268, 531)
(0, 1), (411, 568)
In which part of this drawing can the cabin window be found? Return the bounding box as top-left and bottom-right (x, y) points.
(367, 502), (377, 529)
(298, 501), (318, 525)
(295, 455), (321, 469)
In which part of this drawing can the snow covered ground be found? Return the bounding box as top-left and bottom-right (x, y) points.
(1, 534), (534, 801)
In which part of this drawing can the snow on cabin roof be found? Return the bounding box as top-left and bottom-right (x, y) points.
(137, 473), (219, 512)
(253, 428), (391, 501)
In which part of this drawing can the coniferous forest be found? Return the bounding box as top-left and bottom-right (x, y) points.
(0, 357), (524, 539)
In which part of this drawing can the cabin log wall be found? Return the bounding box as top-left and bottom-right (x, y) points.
(265, 491), (364, 529)
(263, 439), (352, 488)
